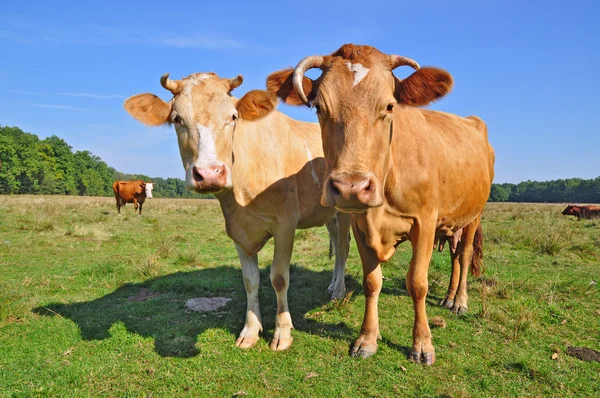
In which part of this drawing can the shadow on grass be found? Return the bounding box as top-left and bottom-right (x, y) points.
(33, 265), (364, 358)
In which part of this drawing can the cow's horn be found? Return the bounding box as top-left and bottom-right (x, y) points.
(228, 74), (243, 91)
(390, 55), (420, 71)
(293, 55), (324, 105)
(160, 73), (182, 94)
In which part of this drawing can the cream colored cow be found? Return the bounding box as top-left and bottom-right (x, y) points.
(124, 72), (351, 351)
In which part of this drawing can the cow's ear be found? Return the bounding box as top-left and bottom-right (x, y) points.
(124, 94), (171, 126)
(394, 67), (453, 107)
(266, 68), (315, 106)
(236, 90), (278, 121)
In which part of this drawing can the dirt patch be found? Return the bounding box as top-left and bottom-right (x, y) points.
(185, 297), (231, 312)
(430, 316), (447, 329)
(566, 346), (600, 362)
(128, 288), (162, 302)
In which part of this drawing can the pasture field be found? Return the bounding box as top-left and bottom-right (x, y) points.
(0, 195), (599, 397)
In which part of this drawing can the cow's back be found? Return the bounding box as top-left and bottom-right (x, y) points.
(113, 180), (144, 202)
(226, 111), (335, 233)
(390, 108), (494, 225)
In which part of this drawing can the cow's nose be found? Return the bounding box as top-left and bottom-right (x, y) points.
(192, 165), (227, 190)
(330, 178), (371, 200)
(325, 174), (376, 210)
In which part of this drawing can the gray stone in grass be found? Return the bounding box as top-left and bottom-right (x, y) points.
(186, 297), (231, 313)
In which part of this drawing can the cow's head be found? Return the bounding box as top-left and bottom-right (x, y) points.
(267, 44), (453, 211)
(144, 182), (154, 199)
(124, 73), (277, 194)
(562, 204), (579, 215)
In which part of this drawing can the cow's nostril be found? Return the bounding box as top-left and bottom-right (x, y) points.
(193, 168), (204, 182)
(330, 179), (341, 196)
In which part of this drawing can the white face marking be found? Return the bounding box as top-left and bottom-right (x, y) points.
(304, 140), (320, 186)
(196, 124), (219, 167)
(145, 183), (154, 198)
(345, 62), (370, 87)
(184, 123), (232, 190)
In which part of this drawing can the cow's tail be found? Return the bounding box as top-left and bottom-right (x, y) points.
(470, 223), (484, 277)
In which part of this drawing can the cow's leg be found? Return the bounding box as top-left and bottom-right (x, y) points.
(269, 230), (294, 351)
(350, 218), (382, 358)
(325, 212), (352, 300)
(234, 244), (262, 349)
(441, 249), (460, 308)
(407, 219), (436, 365)
(133, 198), (139, 214)
(116, 200), (121, 216)
(138, 203), (143, 215)
(451, 217), (479, 315)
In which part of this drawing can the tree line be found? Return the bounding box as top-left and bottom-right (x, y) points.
(0, 125), (205, 198)
(1, 125), (598, 202)
(489, 178), (600, 203)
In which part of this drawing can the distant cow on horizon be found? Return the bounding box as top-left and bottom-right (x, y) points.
(112, 180), (154, 215)
(562, 204), (600, 220)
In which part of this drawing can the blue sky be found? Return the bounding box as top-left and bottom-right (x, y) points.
(1, 0), (598, 183)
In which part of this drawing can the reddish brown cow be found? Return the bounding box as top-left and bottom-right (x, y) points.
(267, 44), (495, 365)
(112, 180), (154, 215)
(562, 204), (600, 220)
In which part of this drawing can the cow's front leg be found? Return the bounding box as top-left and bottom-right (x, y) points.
(234, 244), (262, 349)
(133, 198), (139, 214)
(350, 218), (382, 358)
(407, 219), (436, 365)
(138, 202), (143, 215)
(325, 212), (352, 300)
(269, 230), (294, 351)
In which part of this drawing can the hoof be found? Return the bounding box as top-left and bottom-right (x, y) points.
(235, 325), (261, 349)
(350, 337), (378, 358)
(330, 287), (346, 301)
(451, 304), (468, 315)
(440, 297), (454, 309)
(269, 328), (293, 351)
(409, 351), (436, 365)
(269, 337), (293, 351)
(235, 335), (258, 349)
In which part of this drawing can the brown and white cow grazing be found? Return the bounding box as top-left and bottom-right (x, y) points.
(112, 180), (153, 215)
(562, 204), (600, 220)
(267, 44), (495, 364)
(123, 72), (351, 351)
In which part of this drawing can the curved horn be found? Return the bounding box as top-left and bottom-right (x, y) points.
(293, 55), (324, 104)
(228, 74), (243, 91)
(390, 55), (420, 71)
(160, 73), (183, 94)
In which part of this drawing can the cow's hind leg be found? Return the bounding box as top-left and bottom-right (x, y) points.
(441, 249), (460, 308)
(325, 212), (352, 300)
(407, 218), (436, 365)
(451, 216), (480, 315)
(269, 229), (295, 351)
(350, 218), (382, 358)
(234, 244), (262, 349)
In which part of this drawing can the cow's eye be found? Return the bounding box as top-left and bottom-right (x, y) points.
(172, 114), (183, 124)
(232, 113), (238, 121)
(386, 103), (395, 112)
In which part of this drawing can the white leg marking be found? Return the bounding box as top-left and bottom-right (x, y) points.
(235, 244), (262, 348)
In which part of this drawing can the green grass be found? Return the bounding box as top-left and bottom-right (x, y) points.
(0, 196), (599, 396)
